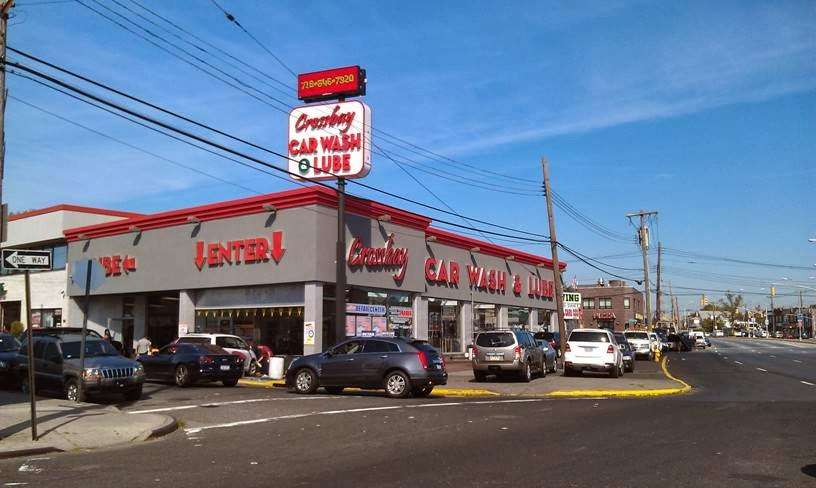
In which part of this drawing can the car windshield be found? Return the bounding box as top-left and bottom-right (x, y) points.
(626, 332), (649, 340)
(476, 332), (515, 347)
(569, 331), (609, 343)
(61, 339), (119, 359)
(0, 335), (19, 352)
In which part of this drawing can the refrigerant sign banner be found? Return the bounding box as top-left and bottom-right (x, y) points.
(288, 100), (372, 181)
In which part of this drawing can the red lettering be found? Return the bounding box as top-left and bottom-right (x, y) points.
(111, 255), (122, 276)
(231, 241), (244, 263)
(218, 243), (231, 264)
(207, 243), (220, 266)
(436, 260), (448, 283)
(256, 237), (269, 261)
(424, 257), (437, 281)
(497, 272), (506, 293)
(449, 261), (460, 285)
(244, 239), (256, 263)
(467, 265), (480, 285)
(342, 153), (351, 171)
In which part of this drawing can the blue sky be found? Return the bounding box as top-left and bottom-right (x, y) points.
(5, 0), (815, 308)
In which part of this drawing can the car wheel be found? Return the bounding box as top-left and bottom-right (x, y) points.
(519, 362), (532, 383)
(549, 361), (557, 373)
(65, 378), (86, 403)
(540, 359), (547, 378)
(175, 365), (191, 387)
(610, 364), (620, 378)
(384, 370), (411, 398)
(294, 368), (318, 394)
(414, 385), (433, 398)
(222, 377), (240, 387)
(473, 370), (487, 382)
(247, 361), (257, 377)
(324, 386), (344, 395)
(123, 385), (143, 401)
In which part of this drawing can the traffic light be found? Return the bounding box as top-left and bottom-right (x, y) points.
(770, 287), (776, 297)
(700, 295), (708, 307)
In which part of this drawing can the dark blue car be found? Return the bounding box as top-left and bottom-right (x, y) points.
(286, 337), (447, 398)
(138, 343), (243, 387)
(0, 333), (20, 386)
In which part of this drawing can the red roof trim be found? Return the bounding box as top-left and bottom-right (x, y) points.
(9, 204), (143, 222)
(60, 185), (564, 270)
(426, 227), (565, 270)
(64, 186), (431, 241)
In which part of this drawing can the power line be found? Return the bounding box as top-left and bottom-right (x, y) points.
(208, 0), (297, 78)
(7, 59), (558, 244)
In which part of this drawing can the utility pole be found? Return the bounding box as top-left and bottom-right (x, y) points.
(626, 210), (657, 331)
(798, 290), (803, 341)
(0, 1), (14, 244)
(669, 281), (676, 331)
(655, 242), (662, 325)
(334, 177), (346, 348)
(542, 158), (566, 361)
(769, 287), (775, 337)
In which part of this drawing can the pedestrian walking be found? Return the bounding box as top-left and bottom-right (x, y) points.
(135, 335), (152, 356)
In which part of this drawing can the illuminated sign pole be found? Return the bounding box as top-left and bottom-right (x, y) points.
(291, 66), (369, 348)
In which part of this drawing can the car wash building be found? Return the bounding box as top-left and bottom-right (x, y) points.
(63, 186), (563, 357)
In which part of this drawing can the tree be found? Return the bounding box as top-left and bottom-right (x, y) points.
(719, 293), (745, 320)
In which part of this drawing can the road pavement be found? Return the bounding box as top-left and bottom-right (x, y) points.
(1, 337), (814, 487)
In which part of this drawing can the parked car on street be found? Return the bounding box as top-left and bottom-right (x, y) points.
(534, 331), (561, 357)
(472, 330), (544, 382)
(287, 337), (447, 398)
(16, 333), (144, 402)
(623, 331), (653, 360)
(613, 333), (636, 373)
(138, 343), (243, 387)
(175, 333), (258, 375)
(677, 332), (695, 351)
(31, 327), (102, 338)
(0, 333), (20, 386)
(563, 328), (624, 378)
(665, 334), (680, 351)
(534, 339), (558, 374)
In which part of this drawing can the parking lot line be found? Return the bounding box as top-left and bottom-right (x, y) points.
(734, 361), (743, 365)
(128, 396), (336, 414)
(793, 360), (803, 363)
(801, 381), (815, 386)
(756, 368), (767, 372)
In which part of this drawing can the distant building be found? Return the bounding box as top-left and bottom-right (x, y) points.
(769, 306), (815, 338)
(576, 279), (644, 331)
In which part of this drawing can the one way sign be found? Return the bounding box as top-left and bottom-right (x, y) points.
(2, 249), (52, 271)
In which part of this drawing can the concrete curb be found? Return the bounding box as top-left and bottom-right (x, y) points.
(146, 416), (180, 440)
(0, 445), (64, 460)
(238, 378), (501, 397)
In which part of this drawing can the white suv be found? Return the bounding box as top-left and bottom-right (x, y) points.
(563, 328), (624, 378)
(624, 331), (653, 360)
(176, 334), (257, 374)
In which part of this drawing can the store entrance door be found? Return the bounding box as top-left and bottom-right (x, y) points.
(428, 299), (461, 353)
(147, 294), (179, 349)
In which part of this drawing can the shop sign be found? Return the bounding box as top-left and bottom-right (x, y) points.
(98, 254), (137, 276)
(347, 235), (408, 282)
(303, 321), (316, 346)
(388, 306), (413, 325)
(194, 231), (285, 270)
(563, 292), (581, 320)
(466, 265), (508, 293)
(346, 303), (386, 315)
(424, 258), (460, 286)
(527, 276), (554, 299)
(593, 312), (616, 320)
(297, 65), (366, 102)
(288, 100), (372, 181)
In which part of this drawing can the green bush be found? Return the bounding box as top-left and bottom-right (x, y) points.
(9, 321), (24, 338)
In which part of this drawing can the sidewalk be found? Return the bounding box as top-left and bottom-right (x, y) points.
(240, 355), (690, 398)
(0, 392), (176, 459)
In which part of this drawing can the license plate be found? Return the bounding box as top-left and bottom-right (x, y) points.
(487, 354), (503, 361)
(581, 346), (595, 352)
(220, 365), (231, 371)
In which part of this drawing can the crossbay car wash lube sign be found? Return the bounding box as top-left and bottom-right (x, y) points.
(288, 100), (372, 181)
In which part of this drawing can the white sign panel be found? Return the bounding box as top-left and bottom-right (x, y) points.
(346, 303), (386, 315)
(288, 100), (372, 181)
(563, 292), (581, 320)
(303, 321), (316, 346)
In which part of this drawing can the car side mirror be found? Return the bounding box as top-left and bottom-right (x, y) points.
(324, 350), (334, 358)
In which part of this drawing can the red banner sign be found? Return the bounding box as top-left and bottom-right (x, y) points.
(99, 255), (136, 276)
(194, 232), (285, 270)
(347, 235), (408, 282)
(297, 66), (365, 102)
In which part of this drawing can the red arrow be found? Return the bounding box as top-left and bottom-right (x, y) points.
(270, 231), (285, 263)
(194, 241), (206, 270)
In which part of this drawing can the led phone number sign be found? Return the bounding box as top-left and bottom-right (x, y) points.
(297, 66), (366, 102)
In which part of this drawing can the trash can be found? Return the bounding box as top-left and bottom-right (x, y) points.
(268, 356), (285, 380)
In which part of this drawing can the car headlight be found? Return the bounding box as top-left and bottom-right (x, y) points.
(0, 360), (7, 369)
(82, 368), (102, 381)
(134, 364), (145, 377)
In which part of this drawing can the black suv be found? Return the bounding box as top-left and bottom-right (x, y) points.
(286, 337), (447, 398)
(17, 333), (144, 402)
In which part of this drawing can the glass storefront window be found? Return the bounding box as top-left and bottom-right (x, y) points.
(428, 298), (461, 353)
(31, 308), (62, 328)
(507, 307), (530, 329)
(346, 287), (413, 338)
(473, 304), (497, 332)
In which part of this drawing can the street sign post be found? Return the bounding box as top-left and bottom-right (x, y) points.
(1, 248), (53, 441)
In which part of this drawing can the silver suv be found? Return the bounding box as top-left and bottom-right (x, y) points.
(472, 330), (545, 382)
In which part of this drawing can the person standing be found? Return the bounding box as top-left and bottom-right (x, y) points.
(135, 335), (152, 356)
